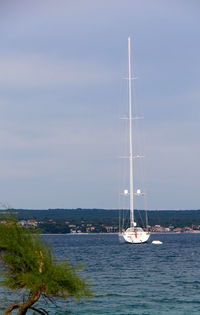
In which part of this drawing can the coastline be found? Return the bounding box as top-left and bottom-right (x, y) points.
(41, 231), (200, 235)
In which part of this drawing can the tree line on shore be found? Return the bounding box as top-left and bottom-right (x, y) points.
(3, 208), (200, 233)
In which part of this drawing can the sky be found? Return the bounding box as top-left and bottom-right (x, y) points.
(0, 0), (199, 210)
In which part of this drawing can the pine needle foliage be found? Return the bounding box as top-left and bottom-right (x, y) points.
(0, 214), (91, 314)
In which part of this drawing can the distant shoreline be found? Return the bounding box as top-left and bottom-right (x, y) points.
(41, 231), (200, 235)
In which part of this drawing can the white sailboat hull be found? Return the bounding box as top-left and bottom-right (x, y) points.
(119, 228), (150, 244)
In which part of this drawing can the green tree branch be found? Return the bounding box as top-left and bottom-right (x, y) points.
(0, 213), (91, 314)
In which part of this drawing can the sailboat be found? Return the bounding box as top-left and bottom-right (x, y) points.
(119, 37), (150, 244)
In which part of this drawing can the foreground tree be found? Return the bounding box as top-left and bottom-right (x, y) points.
(0, 215), (90, 314)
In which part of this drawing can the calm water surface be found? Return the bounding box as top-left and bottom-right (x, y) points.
(2, 234), (200, 314)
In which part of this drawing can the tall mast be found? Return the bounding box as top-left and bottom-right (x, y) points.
(128, 37), (134, 227)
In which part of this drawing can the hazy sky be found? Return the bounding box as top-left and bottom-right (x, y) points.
(0, 0), (199, 209)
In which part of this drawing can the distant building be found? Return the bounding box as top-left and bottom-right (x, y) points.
(19, 220), (27, 226)
(173, 227), (182, 233)
(104, 226), (117, 233)
(184, 226), (192, 232)
(27, 220), (37, 227)
(151, 225), (170, 232)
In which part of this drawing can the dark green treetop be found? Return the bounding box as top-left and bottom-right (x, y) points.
(0, 214), (91, 314)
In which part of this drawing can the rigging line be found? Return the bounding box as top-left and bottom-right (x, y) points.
(120, 81), (129, 231)
(123, 209), (129, 231)
(136, 86), (149, 228)
(136, 208), (145, 228)
(119, 72), (129, 232)
(118, 75), (124, 234)
(140, 113), (149, 228)
(133, 87), (149, 228)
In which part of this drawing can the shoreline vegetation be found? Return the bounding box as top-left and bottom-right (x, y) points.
(1, 208), (200, 234)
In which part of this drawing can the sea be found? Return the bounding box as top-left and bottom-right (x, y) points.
(1, 233), (200, 315)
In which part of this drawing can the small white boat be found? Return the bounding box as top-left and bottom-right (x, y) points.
(152, 240), (163, 245)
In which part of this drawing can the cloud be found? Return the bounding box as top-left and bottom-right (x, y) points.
(0, 53), (117, 89)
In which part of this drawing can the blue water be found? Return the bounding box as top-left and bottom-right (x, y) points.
(2, 234), (200, 314)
